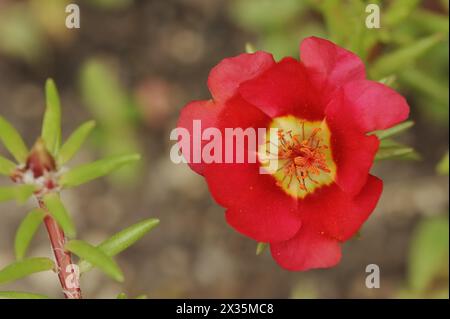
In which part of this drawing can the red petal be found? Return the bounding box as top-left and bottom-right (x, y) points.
(339, 80), (410, 132)
(203, 96), (302, 242)
(176, 100), (220, 175)
(303, 175), (383, 242)
(300, 36), (366, 105)
(214, 165), (302, 242)
(239, 57), (324, 120)
(270, 223), (341, 271)
(208, 52), (275, 103)
(326, 91), (380, 195)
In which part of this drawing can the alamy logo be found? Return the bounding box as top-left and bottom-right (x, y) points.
(365, 264), (380, 288)
(65, 4), (80, 29)
(365, 4), (381, 29)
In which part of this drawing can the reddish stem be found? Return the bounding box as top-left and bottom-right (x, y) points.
(40, 201), (82, 299)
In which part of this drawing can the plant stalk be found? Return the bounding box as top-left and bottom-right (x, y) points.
(40, 201), (82, 299)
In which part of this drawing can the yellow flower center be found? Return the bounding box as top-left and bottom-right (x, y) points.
(259, 115), (336, 198)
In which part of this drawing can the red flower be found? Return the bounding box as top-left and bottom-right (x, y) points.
(177, 37), (409, 271)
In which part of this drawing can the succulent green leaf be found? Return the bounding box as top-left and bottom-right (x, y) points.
(370, 33), (444, 79)
(99, 218), (159, 256)
(0, 291), (50, 299)
(0, 155), (17, 176)
(371, 121), (414, 140)
(256, 242), (268, 255)
(0, 185), (36, 204)
(409, 217), (449, 291)
(375, 139), (420, 161)
(59, 153), (141, 188)
(42, 193), (76, 238)
(0, 116), (28, 163)
(58, 120), (96, 165)
(15, 209), (46, 260)
(42, 79), (62, 155)
(0, 257), (54, 285)
(135, 294), (148, 299)
(79, 218), (159, 273)
(65, 240), (124, 283)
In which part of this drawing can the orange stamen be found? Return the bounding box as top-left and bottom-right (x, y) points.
(275, 125), (330, 192)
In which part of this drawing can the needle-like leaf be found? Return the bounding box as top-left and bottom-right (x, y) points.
(0, 257), (54, 284)
(42, 193), (76, 238)
(59, 153), (141, 188)
(0, 185), (36, 204)
(15, 209), (46, 260)
(65, 240), (124, 283)
(0, 155), (16, 176)
(375, 139), (420, 161)
(371, 121), (414, 140)
(42, 79), (62, 156)
(0, 116), (28, 163)
(79, 218), (159, 273)
(58, 120), (96, 165)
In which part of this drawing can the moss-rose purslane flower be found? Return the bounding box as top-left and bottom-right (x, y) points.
(177, 37), (409, 271)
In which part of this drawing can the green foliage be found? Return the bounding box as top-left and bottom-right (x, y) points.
(370, 33), (444, 79)
(79, 218), (159, 273)
(0, 257), (54, 284)
(410, 9), (449, 34)
(0, 3), (46, 64)
(408, 217), (449, 293)
(229, 0), (305, 32)
(436, 152), (449, 175)
(58, 120), (96, 165)
(116, 292), (127, 299)
(256, 242), (268, 256)
(42, 193), (76, 238)
(228, 0), (325, 60)
(0, 291), (50, 299)
(384, 0), (421, 27)
(116, 292), (147, 299)
(378, 75), (397, 87)
(0, 156), (16, 176)
(400, 68), (448, 106)
(375, 139), (419, 161)
(372, 121), (414, 140)
(371, 121), (419, 162)
(0, 185), (36, 204)
(0, 77), (153, 298)
(0, 116), (29, 163)
(65, 240), (124, 283)
(60, 153), (141, 187)
(15, 209), (46, 260)
(79, 59), (142, 184)
(42, 79), (62, 155)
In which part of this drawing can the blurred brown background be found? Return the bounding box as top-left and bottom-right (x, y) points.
(0, 0), (448, 298)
